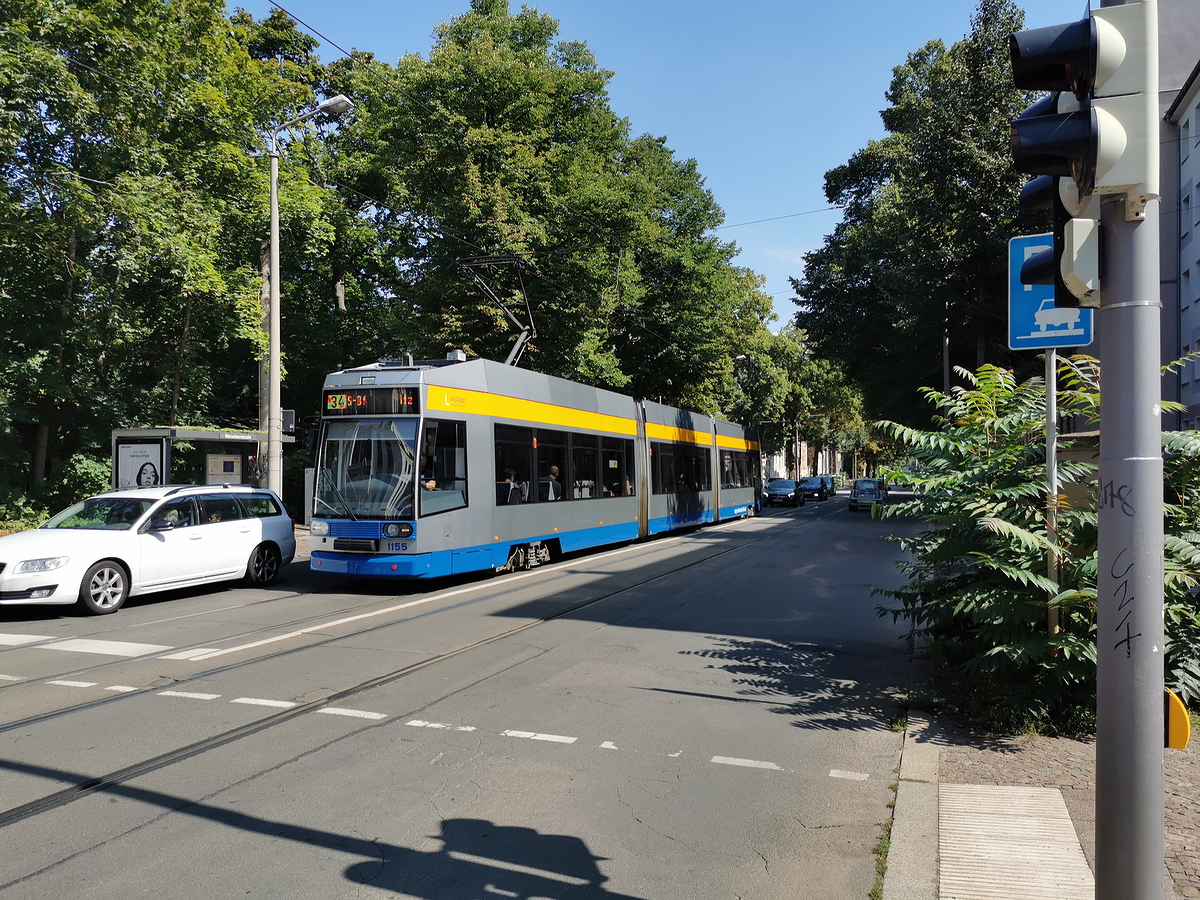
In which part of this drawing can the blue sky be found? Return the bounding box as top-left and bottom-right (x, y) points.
(230, 0), (1088, 324)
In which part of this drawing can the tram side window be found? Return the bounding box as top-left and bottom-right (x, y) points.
(672, 444), (710, 493)
(495, 424), (533, 505)
(571, 433), (599, 499)
(419, 419), (468, 516)
(600, 438), (635, 497)
(651, 442), (673, 494)
(536, 429), (568, 501)
(721, 450), (736, 489)
(721, 450), (750, 488)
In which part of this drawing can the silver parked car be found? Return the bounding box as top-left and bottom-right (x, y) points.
(848, 478), (886, 511)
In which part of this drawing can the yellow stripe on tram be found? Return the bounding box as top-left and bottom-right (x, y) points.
(426, 386), (638, 436)
(644, 422), (712, 446)
(716, 434), (760, 452)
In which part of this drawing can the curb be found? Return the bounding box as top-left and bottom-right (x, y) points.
(881, 651), (938, 900)
(882, 712), (938, 900)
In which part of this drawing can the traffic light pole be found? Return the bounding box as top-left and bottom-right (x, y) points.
(1008, 1), (1164, 892)
(1095, 188), (1164, 899)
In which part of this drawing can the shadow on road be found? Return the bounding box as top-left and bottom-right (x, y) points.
(0, 759), (646, 899)
(671, 636), (910, 732)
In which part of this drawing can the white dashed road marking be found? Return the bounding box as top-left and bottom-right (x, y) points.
(158, 648), (221, 660)
(318, 708), (387, 720)
(503, 730), (577, 744)
(43, 638), (173, 657)
(231, 697), (297, 708)
(158, 690), (220, 700)
(0, 674), (23, 682)
(48, 680), (98, 688)
(0, 633), (53, 646)
(600, 741), (619, 750)
(829, 769), (869, 781)
(105, 685), (138, 693)
(406, 720), (476, 731)
(712, 756), (782, 770)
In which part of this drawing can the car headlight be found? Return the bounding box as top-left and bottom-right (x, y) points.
(16, 556), (70, 574)
(310, 520), (329, 536)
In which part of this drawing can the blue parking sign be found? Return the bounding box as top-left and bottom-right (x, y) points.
(1008, 234), (1093, 351)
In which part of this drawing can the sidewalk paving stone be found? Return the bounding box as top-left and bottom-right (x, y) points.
(937, 718), (1199, 898)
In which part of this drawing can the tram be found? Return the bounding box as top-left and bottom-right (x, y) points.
(309, 353), (760, 578)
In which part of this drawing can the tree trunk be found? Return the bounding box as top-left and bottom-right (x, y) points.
(34, 228), (76, 487)
(169, 296), (193, 427)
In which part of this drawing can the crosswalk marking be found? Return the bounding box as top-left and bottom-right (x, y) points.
(0, 633), (53, 646)
(44, 638), (173, 657)
(48, 680), (98, 688)
(158, 690), (220, 700)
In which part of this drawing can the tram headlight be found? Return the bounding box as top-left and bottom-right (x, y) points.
(310, 520), (329, 537)
(383, 523), (414, 539)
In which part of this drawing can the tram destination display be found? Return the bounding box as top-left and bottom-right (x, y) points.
(324, 387), (420, 416)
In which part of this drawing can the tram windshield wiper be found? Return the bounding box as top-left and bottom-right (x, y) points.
(316, 469), (358, 521)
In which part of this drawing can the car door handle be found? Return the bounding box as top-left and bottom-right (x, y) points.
(189, 534), (203, 540)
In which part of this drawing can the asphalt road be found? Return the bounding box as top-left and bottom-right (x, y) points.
(0, 496), (921, 899)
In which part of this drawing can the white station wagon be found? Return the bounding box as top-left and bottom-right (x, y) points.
(0, 484), (296, 615)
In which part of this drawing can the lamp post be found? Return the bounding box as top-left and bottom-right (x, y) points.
(264, 94), (354, 497)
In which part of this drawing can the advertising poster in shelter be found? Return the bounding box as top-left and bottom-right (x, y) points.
(116, 442), (165, 488)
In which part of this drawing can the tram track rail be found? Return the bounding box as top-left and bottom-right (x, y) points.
(0, 524), (714, 696)
(0, 504), (811, 698)
(0, 502), (836, 827)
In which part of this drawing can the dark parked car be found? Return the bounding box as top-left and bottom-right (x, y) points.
(762, 479), (803, 507)
(818, 475), (837, 496)
(798, 477), (829, 501)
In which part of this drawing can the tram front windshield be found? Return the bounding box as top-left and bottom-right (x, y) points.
(316, 419), (418, 520)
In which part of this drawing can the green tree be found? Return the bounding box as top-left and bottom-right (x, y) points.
(0, 0), (287, 493)
(793, 0), (1043, 427)
(328, 0), (774, 412)
(877, 358), (1200, 733)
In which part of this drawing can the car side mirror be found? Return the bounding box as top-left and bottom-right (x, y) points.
(147, 518), (174, 532)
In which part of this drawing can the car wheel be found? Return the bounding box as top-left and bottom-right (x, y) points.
(246, 543), (281, 587)
(79, 561), (128, 615)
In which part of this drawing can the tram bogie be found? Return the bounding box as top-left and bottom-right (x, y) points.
(309, 356), (760, 580)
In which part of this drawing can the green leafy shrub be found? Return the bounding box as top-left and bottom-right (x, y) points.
(876, 359), (1200, 734)
(0, 493), (50, 536)
(41, 453), (112, 512)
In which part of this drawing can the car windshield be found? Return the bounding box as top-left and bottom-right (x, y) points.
(856, 480), (879, 490)
(799, 478), (820, 487)
(42, 497), (155, 530)
(316, 418), (419, 520)
(770, 480), (796, 490)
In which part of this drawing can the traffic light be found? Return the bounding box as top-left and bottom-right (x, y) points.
(1008, 1), (1157, 308)
(1009, 2), (1158, 219)
(1018, 171), (1101, 308)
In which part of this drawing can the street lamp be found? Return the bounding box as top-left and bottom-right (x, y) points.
(263, 94), (354, 497)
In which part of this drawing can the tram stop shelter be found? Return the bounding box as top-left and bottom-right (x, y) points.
(110, 427), (293, 489)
